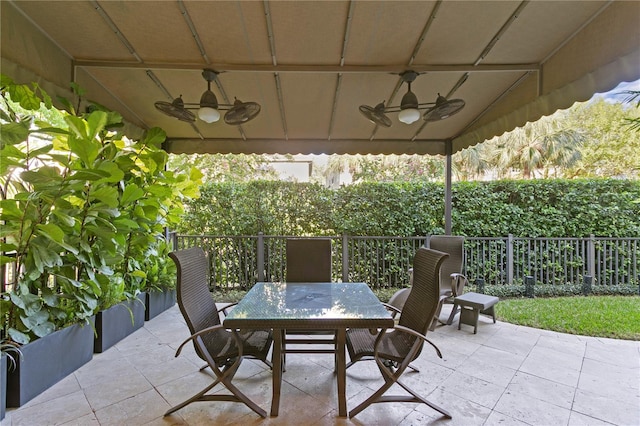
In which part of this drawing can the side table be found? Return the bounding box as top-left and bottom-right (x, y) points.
(453, 292), (499, 334)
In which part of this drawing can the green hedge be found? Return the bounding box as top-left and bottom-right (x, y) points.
(179, 178), (640, 238)
(453, 179), (640, 237)
(474, 285), (639, 298)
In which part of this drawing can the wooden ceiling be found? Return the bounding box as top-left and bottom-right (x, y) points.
(3, 1), (639, 156)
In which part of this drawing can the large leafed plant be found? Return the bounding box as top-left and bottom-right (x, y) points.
(0, 76), (201, 344)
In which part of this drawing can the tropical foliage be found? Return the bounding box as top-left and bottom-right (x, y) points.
(565, 98), (640, 178)
(170, 97), (639, 184)
(168, 152), (280, 182)
(0, 75), (201, 344)
(454, 99), (639, 180)
(621, 90), (640, 132)
(324, 154), (444, 183)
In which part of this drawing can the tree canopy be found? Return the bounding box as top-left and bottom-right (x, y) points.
(168, 96), (639, 184)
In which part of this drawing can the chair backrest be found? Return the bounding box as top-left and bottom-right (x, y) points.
(398, 248), (449, 335)
(286, 238), (332, 282)
(169, 247), (221, 361)
(428, 235), (465, 296)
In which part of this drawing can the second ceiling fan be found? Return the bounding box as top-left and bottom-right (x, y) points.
(359, 71), (465, 127)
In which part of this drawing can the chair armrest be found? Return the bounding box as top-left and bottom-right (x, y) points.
(381, 302), (402, 316)
(217, 302), (238, 316)
(450, 273), (469, 297)
(175, 324), (242, 358)
(388, 325), (443, 359)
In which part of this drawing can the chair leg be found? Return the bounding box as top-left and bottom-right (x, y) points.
(223, 377), (268, 418)
(166, 350), (268, 418)
(349, 374), (396, 418)
(396, 378), (452, 418)
(445, 302), (459, 325)
(165, 379), (220, 416)
(429, 298), (445, 331)
(349, 356), (449, 419)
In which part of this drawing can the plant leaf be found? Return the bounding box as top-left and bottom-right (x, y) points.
(120, 184), (145, 206)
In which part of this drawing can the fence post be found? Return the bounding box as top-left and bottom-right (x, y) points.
(257, 232), (265, 282)
(342, 233), (349, 282)
(507, 234), (514, 285)
(171, 231), (177, 251)
(587, 234), (596, 282)
(582, 275), (592, 296)
(525, 275), (535, 298)
(475, 278), (485, 294)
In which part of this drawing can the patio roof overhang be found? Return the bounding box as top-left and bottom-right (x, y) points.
(2, 1), (639, 157)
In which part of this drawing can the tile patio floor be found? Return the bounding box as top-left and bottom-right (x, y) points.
(3, 304), (639, 426)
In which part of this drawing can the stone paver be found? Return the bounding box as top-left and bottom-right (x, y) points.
(2, 305), (639, 426)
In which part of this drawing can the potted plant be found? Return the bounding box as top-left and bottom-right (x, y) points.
(92, 275), (146, 353)
(0, 76), (201, 404)
(143, 239), (177, 320)
(1, 341), (22, 420)
(1, 78), (98, 407)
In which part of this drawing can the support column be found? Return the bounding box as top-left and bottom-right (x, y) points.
(445, 140), (452, 235)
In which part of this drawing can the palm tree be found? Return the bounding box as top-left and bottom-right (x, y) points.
(452, 144), (491, 181)
(487, 114), (583, 179)
(622, 90), (640, 131)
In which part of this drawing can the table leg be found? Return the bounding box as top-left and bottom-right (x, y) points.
(336, 328), (347, 417)
(270, 328), (283, 417)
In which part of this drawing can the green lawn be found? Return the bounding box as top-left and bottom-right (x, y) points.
(495, 295), (640, 340)
(216, 289), (640, 341)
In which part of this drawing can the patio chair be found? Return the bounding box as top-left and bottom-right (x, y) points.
(429, 235), (468, 329)
(385, 235), (468, 331)
(346, 247), (451, 419)
(165, 247), (273, 418)
(283, 238), (336, 357)
(286, 237), (332, 282)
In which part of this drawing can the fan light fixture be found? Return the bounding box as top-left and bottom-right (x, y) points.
(359, 71), (465, 127)
(154, 69), (260, 125)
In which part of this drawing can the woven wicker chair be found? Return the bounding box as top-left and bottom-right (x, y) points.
(286, 238), (332, 283)
(429, 235), (468, 328)
(283, 238), (336, 357)
(386, 235), (468, 331)
(346, 247), (452, 419)
(165, 247), (273, 418)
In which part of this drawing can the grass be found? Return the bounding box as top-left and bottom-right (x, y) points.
(495, 295), (640, 340)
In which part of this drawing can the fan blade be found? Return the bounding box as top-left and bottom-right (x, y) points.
(359, 105), (392, 128)
(154, 98), (196, 123)
(423, 99), (465, 122)
(224, 101), (261, 125)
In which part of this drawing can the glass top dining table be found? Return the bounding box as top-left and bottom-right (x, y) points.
(223, 282), (394, 417)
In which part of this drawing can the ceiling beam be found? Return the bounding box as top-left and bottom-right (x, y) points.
(72, 60), (540, 74)
(163, 138), (449, 156)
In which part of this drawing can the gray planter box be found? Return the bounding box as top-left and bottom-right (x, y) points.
(1, 353), (6, 420)
(145, 289), (176, 321)
(94, 293), (146, 353)
(6, 319), (94, 407)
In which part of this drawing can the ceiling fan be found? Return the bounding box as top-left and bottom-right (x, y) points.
(154, 69), (261, 125)
(359, 71), (465, 127)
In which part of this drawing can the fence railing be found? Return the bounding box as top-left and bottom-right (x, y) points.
(3, 234), (637, 292)
(171, 233), (640, 291)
